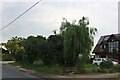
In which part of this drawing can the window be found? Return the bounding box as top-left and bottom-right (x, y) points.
(104, 36), (109, 41)
(108, 41), (119, 53)
(97, 59), (101, 61)
(100, 45), (106, 49)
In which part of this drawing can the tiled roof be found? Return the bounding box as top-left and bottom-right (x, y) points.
(97, 33), (120, 44)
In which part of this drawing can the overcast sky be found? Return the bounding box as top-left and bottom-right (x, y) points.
(0, 0), (119, 46)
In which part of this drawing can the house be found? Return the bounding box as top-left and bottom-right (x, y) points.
(0, 43), (9, 54)
(93, 33), (120, 59)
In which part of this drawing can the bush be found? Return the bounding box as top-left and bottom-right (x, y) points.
(100, 60), (113, 69)
(112, 65), (120, 72)
(84, 64), (115, 73)
(2, 54), (14, 61)
(33, 59), (44, 66)
(75, 64), (103, 73)
(15, 53), (22, 62)
(84, 64), (98, 73)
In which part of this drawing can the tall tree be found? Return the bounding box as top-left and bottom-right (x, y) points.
(5, 36), (25, 61)
(23, 35), (46, 63)
(60, 17), (97, 66)
(42, 34), (63, 65)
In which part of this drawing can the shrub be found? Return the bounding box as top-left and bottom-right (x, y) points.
(33, 59), (44, 66)
(100, 60), (113, 69)
(2, 54), (14, 61)
(52, 65), (63, 75)
(112, 65), (120, 72)
(75, 64), (102, 73)
(14, 53), (23, 62)
(84, 64), (98, 73)
(84, 64), (115, 73)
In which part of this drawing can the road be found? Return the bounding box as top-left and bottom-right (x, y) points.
(1, 62), (65, 80)
(2, 64), (38, 78)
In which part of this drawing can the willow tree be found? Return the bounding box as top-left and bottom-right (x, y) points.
(60, 17), (97, 66)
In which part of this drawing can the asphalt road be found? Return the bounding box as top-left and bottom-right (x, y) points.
(2, 64), (38, 78)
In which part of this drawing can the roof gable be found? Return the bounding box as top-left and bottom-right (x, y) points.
(97, 33), (120, 45)
(107, 34), (120, 42)
(93, 33), (120, 53)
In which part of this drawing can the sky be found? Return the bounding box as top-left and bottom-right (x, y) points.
(118, 1), (120, 33)
(0, 0), (119, 46)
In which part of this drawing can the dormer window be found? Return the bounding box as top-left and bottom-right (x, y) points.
(100, 44), (106, 49)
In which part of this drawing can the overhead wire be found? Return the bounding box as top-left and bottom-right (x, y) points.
(0, 0), (42, 31)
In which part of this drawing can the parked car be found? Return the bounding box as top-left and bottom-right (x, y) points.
(92, 58), (118, 66)
(110, 59), (120, 64)
(93, 58), (107, 66)
(111, 60), (119, 65)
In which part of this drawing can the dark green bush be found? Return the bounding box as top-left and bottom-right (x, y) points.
(84, 64), (115, 73)
(2, 54), (14, 61)
(112, 65), (120, 72)
(100, 60), (113, 69)
(15, 53), (22, 62)
(33, 59), (44, 66)
(84, 64), (101, 73)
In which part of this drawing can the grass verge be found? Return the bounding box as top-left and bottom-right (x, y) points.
(10, 62), (120, 75)
(10, 62), (64, 75)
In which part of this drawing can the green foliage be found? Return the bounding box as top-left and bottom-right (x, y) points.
(60, 17), (97, 66)
(83, 64), (101, 73)
(100, 60), (113, 69)
(5, 36), (25, 61)
(75, 54), (90, 72)
(2, 54), (14, 61)
(33, 59), (44, 66)
(82, 64), (120, 73)
(5, 17), (97, 68)
(42, 35), (64, 65)
(14, 53), (22, 62)
(0, 54), (2, 60)
(23, 35), (46, 63)
(112, 65), (120, 72)
(15, 63), (63, 75)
